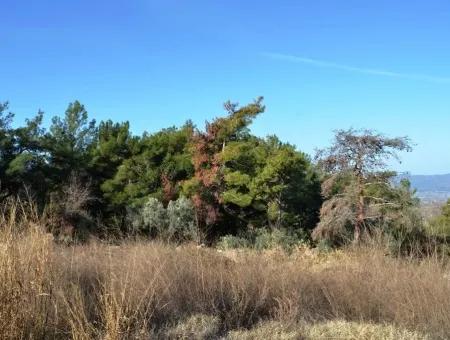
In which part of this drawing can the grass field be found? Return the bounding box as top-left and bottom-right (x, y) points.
(1, 208), (449, 340)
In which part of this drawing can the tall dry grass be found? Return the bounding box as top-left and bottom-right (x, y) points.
(0, 198), (55, 339)
(0, 199), (450, 339)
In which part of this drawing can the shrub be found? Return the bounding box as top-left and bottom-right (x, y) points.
(166, 196), (198, 242)
(218, 228), (308, 252)
(132, 196), (198, 242)
(315, 239), (333, 253)
(217, 235), (251, 250)
(141, 197), (168, 235)
(46, 174), (95, 243)
(253, 228), (307, 253)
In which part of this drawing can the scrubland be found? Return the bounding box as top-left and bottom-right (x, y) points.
(1, 202), (449, 340)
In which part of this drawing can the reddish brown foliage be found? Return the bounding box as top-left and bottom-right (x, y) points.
(161, 173), (177, 203)
(190, 125), (223, 227)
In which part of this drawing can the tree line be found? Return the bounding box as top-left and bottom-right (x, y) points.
(0, 98), (427, 247)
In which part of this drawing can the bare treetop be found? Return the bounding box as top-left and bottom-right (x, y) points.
(316, 128), (412, 176)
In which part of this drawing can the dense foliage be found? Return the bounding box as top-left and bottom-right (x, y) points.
(1, 99), (425, 247)
(0, 98), (324, 242)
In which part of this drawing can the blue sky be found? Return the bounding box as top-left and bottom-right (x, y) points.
(2, 0), (450, 174)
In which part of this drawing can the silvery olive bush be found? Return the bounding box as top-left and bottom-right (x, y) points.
(132, 196), (197, 242)
(166, 196), (198, 242)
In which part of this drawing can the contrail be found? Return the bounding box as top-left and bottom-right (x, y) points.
(263, 52), (450, 83)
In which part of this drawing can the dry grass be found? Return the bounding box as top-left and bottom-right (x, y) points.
(228, 320), (430, 340)
(303, 320), (430, 340)
(165, 314), (220, 339)
(1, 199), (450, 339)
(227, 321), (302, 339)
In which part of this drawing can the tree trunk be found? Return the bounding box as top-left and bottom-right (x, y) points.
(354, 175), (365, 244)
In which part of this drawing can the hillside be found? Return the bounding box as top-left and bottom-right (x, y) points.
(398, 173), (450, 202)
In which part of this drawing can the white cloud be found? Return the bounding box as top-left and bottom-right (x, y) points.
(263, 52), (450, 83)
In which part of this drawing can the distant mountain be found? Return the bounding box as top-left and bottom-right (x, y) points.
(396, 173), (450, 202)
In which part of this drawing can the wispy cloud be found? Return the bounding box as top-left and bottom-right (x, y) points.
(263, 52), (450, 84)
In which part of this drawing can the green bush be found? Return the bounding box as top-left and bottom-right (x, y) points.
(166, 196), (198, 242)
(253, 228), (307, 253)
(217, 235), (251, 250)
(315, 239), (333, 253)
(217, 228), (308, 252)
